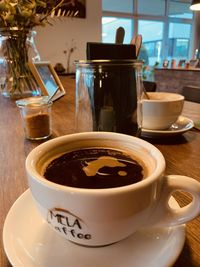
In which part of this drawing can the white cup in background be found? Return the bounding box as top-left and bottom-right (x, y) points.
(142, 92), (184, 130)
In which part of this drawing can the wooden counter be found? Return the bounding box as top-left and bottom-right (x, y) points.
(155, 67), (200, 94)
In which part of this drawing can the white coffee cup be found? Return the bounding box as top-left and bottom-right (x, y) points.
(26, 132), (200, 247)
(142, 92), (184, 130)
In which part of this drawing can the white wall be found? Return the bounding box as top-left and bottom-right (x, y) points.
(35, 0), (102, 73)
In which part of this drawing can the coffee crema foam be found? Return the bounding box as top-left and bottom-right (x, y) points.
(43, 148), (148, 189)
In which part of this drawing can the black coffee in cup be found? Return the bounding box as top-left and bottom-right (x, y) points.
(43, 148), (146, 189)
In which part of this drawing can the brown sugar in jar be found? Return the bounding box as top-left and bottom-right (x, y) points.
(25, 113), (51, 139)
(16, 96), (52, 140)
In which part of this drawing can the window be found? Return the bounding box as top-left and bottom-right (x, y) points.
(102, 0), (194, 67)
(138, 0), (165, 16)
(168, 22), (191, 61)
(138, 20), (164, 65)
(102, 0), (134, 13)
(102, 17), (133, 44)
(169, 0), (193, 19)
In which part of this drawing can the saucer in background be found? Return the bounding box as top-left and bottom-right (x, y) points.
(141, 116), (194, 138)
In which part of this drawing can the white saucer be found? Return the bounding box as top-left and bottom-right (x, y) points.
(3, 190), (185, 267)
(141, 116), (194, 138)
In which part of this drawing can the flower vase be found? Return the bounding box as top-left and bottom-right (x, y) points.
(0, 28), (41, 99)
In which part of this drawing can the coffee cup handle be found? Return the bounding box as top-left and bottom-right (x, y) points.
(149, 175), (200, 227)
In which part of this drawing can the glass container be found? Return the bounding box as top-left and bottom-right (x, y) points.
(75, 60), (143, 137)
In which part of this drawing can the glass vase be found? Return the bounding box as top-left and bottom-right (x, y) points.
(0, 28), (41, 99)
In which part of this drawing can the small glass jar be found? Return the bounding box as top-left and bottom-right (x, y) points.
(16, 96), (52, 140)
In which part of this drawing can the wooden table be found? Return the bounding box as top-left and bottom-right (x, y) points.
(0, 76), (200, 267)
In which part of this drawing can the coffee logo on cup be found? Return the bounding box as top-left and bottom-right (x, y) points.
(82, 156), (127, 177)
(47, 208), (91, 240)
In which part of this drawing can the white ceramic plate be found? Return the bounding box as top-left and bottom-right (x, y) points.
(3, 190), (185, 267)
(141, 116), (194, 138)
